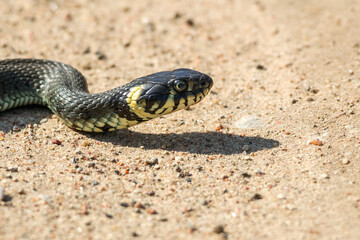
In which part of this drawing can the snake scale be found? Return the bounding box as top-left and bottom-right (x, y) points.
(0, 59), (213, 132)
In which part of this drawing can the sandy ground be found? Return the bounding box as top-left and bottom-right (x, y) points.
(0, 0), (359, 239)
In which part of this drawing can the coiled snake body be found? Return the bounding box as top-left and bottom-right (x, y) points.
(0, 59), (213, 132)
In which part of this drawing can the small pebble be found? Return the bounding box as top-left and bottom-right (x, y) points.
(309, 139), (323, 146)
(244, 156), (252, 161)
(202, 200), (209, 206)
(51, 139), (62, 145)
(6, 166), (18, 172)
(0, 187), (5, 201)
(250, 193), (263, 201)
(256, 64), (266, 70)
(146, 208), (157, 215)
(175, 166), (182, 172)
(175, 156), (184, 161)
(196, 166), (203, 171)
(320, 173), (329, 179)
(92, 181), (99, 186)
(341, 159), (350, 165)
(185, 18), (195, 26)
(95, 50), (107, 60)
(105, 213), (113, 218)
(213, 225), (225, 234)
(145, 157), (158, 166)
(12, 126), (21, 132)
(277, 193), (286, 200)
(148, 191), (155, 196)
(39, 194), (52, 204)
(40, 118), (48, 124)
(241, 172), (251, 178)
(235, 116), (263, 129)
(242, 145), (250, 151)
(134, 202), (145, 209)
(306, 97), (315, 102)
(83, 47), (91, 54)
(120, 202), (129, 208)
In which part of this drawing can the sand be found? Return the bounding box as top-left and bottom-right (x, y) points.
(0, 0), (359, 239)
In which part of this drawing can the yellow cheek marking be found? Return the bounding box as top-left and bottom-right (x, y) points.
(126, 86), (143, 103)
(127, 86), (142, 98)
(203, 88), (209, 95)
(130, 101), (137, 108)
(150, 102), (159, 111)
(179, 97), (186, 105)
(132, 89), (142, 101)
(162, 95), (175, 109)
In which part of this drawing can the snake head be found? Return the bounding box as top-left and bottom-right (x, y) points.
(126, 68), (213, 121)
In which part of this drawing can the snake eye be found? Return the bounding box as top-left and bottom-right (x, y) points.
(174, 80), (188, 92)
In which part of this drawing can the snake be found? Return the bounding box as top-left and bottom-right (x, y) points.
(0, 59), (213, 132)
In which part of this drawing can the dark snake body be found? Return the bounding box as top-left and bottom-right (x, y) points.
(0, 59), (213, 132)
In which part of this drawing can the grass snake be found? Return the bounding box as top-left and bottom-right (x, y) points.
(0, 59), (213, 132)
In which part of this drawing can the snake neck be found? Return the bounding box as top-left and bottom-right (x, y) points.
(41, 85), (143, 132)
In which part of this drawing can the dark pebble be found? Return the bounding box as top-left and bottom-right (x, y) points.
(51, 139), (62, 145)
(174, 12), (182, 19)
(306, 97), (315, 102)
(185, 178), (192, 182)
(120, 202), (129, 208)
(105, 213), (113, 218)
(83, 47), (91, 54)
(250, 193), (263, 201)
(213, 225), (225, 234)
(256, 64), (266, 70)
(291, 99), (298, 104)
(87, 162), (96, 168)
(95, 51), (107, 60)
(186, 18), (195, 26)
(148, 191), (155, 196)
(145, 157), (158, 166)
(114, 169), (120, 175)
(6, 166), (18, 172)
(241, 172), (252, 178)
(92, 180), (99, 186)
(202, 200), (209, 206)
